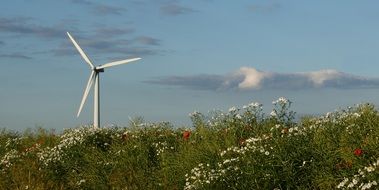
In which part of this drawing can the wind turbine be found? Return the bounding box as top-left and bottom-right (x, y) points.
(67, 32), (141, 128)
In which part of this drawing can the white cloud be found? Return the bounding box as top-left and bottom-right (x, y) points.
(304, 69), (343, 86)
(146, 67), (379, 91)
(235, 67), (271, 90)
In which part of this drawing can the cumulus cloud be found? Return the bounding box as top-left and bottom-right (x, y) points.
(303, 70), (343, 87)
(146, 67), (379, 91)
(236, 67), (271, 89)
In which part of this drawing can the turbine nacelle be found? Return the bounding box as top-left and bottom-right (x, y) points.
(94, 67), (104, 73)
(67, 32), (141, 128)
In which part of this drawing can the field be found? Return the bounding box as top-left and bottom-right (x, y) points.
(1, 97), (379, 189)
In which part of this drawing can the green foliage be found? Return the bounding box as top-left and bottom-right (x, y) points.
(1, 98), (379, 189)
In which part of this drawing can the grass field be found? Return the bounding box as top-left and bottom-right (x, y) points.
(1, 97), (379, 189)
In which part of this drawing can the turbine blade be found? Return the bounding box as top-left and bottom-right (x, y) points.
(77, 71), (95, 117)
(97, 58), (141, 69)
(67, 32), (95, 69)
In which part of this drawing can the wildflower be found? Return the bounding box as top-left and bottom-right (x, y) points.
(77, 179), (86, 186)
(183, 131), (191, 140)
(365, 166), (375, 172)
(272, 97), (288, 105)
(189, 111), (201, 117)
(249, 102), (262, 107)
(354, 148), (363, 156)
(337, 178), (349, 188)
(228, 106), (237, 113)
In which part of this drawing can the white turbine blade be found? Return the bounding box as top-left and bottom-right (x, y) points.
(77, 71), (96, 117)
(67, 32), (95, 69)
(97, 58), (141, 69)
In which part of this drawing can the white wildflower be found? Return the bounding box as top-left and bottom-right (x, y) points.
(337, 178), (349, 188)
(228, 107), (237, 112)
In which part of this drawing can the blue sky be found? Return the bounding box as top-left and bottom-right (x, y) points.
(1, 0), (379, 130)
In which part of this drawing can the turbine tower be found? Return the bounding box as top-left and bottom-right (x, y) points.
(67, 32), (141, 128)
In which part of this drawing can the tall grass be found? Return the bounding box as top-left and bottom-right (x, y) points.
(1, 98), (379, 189)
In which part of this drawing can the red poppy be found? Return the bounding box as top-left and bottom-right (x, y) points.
(354, 148), (363, 156)
(183, 131), (191, 140)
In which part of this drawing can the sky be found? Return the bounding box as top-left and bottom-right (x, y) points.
(1, 0), (379, 131)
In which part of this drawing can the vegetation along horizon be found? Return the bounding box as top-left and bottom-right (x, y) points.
(1, 97), (379, 189)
